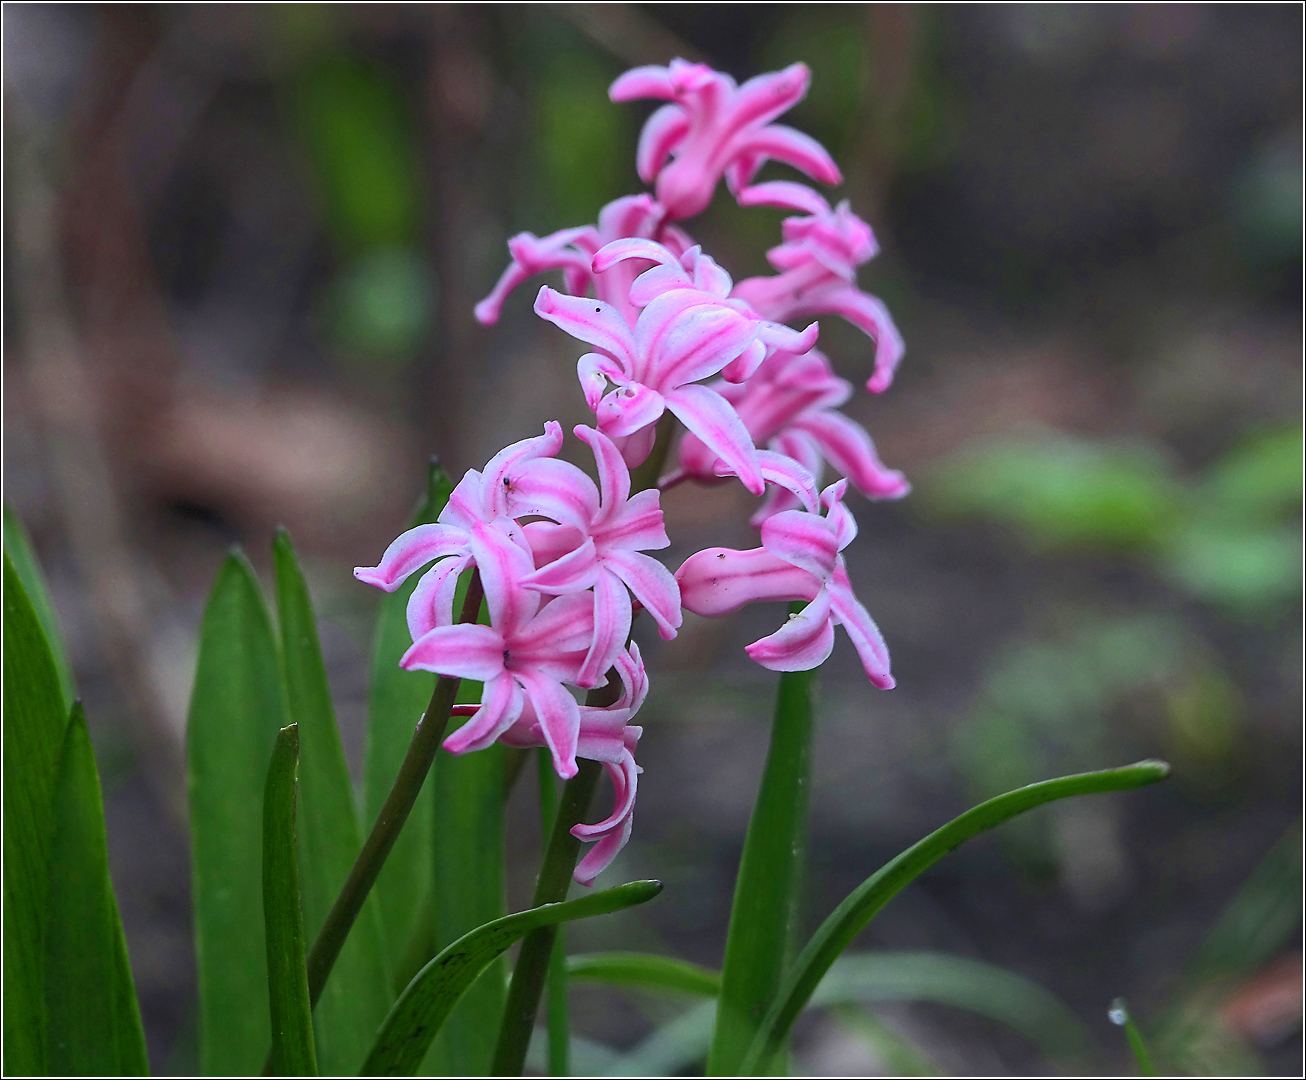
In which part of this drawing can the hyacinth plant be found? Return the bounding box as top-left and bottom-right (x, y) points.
(2, 59), (1173, 1078)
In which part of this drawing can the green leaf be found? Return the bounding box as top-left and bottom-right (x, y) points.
(1199, 423), (1303, 522)
(264, 725), (318, 1077)
(362, 880), (663, 1076)
(539, 751), (569, 1078)
(45, 704), (149, 1076)
(273, 529), (393, 1075)
(188, 550), (287, 1075)
(364, 462), (452, 977)
(741, 760), (1171, 1073)
(3, 502), (75, 710)
(566, 953), (721, 998)
(810, 952), (1092, 1065)
(829, 1006), (940, 1076)
(2, 551), (69, 1074)
(1108, 998), (1157, 1076)
(708, 664), (816, 1075)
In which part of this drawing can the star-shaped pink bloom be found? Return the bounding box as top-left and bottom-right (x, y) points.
(675, 480), (894, 688)
(731, 182), (904, 394)
(535, 240), (816, 489)
(513, 425), (681, 687)
(610, 60), (841, 220)
(670, 347), (909, 524)
(473, 194), (695, 328)
(401, 522), (596, 778)
(353, 423), (565, 638)
(498, 643), (648, 885)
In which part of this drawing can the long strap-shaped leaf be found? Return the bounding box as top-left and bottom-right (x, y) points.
(363, 880), (663, 1076)
(3, 502), (75, 710)
(274, 530), (393, 1074)
(567, 952), (722, 998)
(2, 551), (69, 1074)
(189, 551), (286, 1075)
(45, 704), (148, 1076)
(740, 760), (1170, 1073)
(264, 725), (317, 1077)
(708, 664), (815, 1075)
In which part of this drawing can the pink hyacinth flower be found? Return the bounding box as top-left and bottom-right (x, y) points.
(592, 238), (818, 384)
(401, 522), (595, 778)
(671, 347), (909, 523)
(731, 181), (904, 394)
(534, 269), (777, 490)
(499, 643), (649, 885)
(610, 60), (841, 220)
(353, 422), (567, 637)
(474, 194), (695, 328)
(676, 480), (894, 689)
(513, 424), (681, 687)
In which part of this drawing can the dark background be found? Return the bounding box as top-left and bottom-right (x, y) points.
(4, 4), (1301, 1075)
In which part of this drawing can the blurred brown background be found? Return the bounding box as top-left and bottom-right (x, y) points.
(3, 4), (1301, 1075)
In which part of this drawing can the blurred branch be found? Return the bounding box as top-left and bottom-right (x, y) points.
(7, 104), (187, 833)
(559, 3), (706, 67)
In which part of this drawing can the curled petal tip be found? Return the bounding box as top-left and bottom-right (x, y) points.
(353, 567), (396, 592)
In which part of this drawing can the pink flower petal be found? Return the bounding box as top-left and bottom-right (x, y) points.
(829, 567), (894, 689)
(468, 523), (539, 636)
(792, 411), (910, 500)
(514, 592), (599, 661)
(604, 549), (682, 640)
(534, 287), (638, 369)
(442, 673), (525, 755)
(730, 63), (811, 131)
(636, 103), (691, 183)
(745, 588), (836, 671)
(640, 298), (756, 390)
(406, 554), (470, 640)
(522, 536), (600, 594)
(578, 353), (623, 412)
(597, 488), (670, 552)
(735, 180), (831, 216)
(481, 421), (566, 519)
(572, 812), (633, 887)
(509, 458), (600, 531)
(400, 622), (505, 681)
(596, 383), (666, 439)
(515, 669), (581, 778)
(676, 546), (819, 617)
(522, 521), (585, 569)
(760, 509), (839, 579)
(354, 523), (468, 592)
(609, 65), (679, 102)
(577, 569), (634, 688)
(575, 424), (631, 525)
(664, 383), (763, 496)
(729, 123), (842, 189)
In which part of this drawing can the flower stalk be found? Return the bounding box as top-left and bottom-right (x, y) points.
(303, 571), (484, 1008)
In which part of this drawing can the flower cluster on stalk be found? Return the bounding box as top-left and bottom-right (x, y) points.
(357, 59), (908, 884)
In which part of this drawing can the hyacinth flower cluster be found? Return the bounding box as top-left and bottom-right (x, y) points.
(357, 58), (907, 886)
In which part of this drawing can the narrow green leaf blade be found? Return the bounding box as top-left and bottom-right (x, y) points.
(364, 463), (453, 974)
(45, 704), (149, 1076)
(742, 760), (1171, 1073)
(3, 502), (75, 710)
(2, 551), (69, 1074)
(363, 881), (664, 1077)
(811, 952), (1093, 1065)
(708, 665), (815, 1075)
(188, 550), (286, 1075)
(264, 725), (318, 1077)
(566, 953), (722, 998)
(274, 529), (393, 1075)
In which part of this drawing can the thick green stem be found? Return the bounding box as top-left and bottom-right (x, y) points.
(492, 756), (602, 1076)
(537, 751), (571, 1076)
(304, 572), (484, 1008)
(708, 659), (817, 1076)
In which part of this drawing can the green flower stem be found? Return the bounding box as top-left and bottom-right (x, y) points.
(492, 756), (603, 1076)
(708, 659), (816, 1076)
(303, 571), (484, 1009)
(538, 751), (571, 1076)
